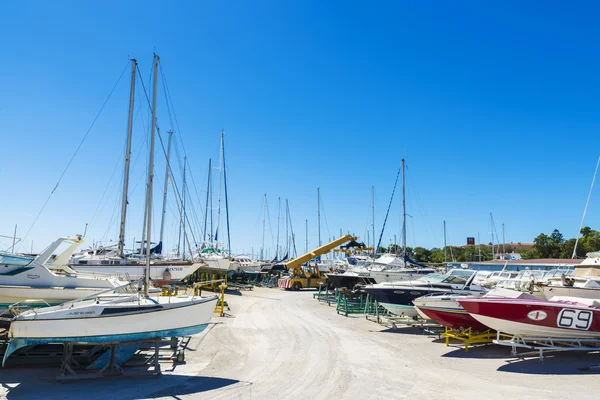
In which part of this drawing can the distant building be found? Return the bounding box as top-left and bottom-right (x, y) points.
(466, 237), (475, 245)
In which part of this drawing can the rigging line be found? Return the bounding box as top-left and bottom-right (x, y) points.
(18, 59), (131, 250)
(376, 165), (402, 254)
(319, 195), (332, 240)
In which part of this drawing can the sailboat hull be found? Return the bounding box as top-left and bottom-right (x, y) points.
(3, 295), (218, 366)
(71, 262), (202, 284)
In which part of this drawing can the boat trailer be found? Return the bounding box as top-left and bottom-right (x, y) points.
(493, 332), (600, 362)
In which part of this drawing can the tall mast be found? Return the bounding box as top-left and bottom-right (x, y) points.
(443, 220), (447, 263)
(203, 158), (211, 242)
(490, 213), (494, 260)
(317, 188), (321, 246)
(371, 185), (375, 257)
(216, 131), (223, 249)
(222, 130), (231, 256)
(159, 130), (173, 252)
(305, 219), (308, 253)
(286, 198), (289, 256)
(261, 194), (266, 260)
(402, 159), (406, 258)
(501, 223), (505, 256)
(144, 53), (159, 296)
(573, 156), (600, 258)
(209, 159), (214, 241)
(180, 156), (187, 259)
(276, 197), (280, 260)
(118, 58), (137, 257)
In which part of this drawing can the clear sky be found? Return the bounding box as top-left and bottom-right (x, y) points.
(1, 1), (599, 257)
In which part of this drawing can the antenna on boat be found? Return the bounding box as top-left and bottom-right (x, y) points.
(572, 156), (600, 259)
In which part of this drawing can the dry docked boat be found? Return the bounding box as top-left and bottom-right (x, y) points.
(363, 269), (485, 318)
(70, 246), (202, 286)
(2, 286), (217, 366)
(2, 55), (219, 367)
(458, 295), (600, 338)
(0, 236), (128, 310)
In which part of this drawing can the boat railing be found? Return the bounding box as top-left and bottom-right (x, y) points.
(8, 299), (52, 317)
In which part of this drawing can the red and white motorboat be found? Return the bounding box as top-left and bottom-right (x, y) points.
(459, 296), (600, 338)
(413, 293), (488, 331)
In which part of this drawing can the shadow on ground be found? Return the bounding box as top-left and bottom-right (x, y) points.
(144, 376), (243, 398)
(498, 352), (600, 375)
(0, 370), (241, 400)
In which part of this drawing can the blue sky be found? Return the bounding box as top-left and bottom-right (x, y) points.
(1, 1), (599, 256)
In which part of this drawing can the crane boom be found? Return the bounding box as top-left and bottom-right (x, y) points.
(284, 234), (356, 275)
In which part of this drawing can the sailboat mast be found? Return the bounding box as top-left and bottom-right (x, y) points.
(261, 194), (266, 260)
(215, 131), (223, 249)
(478, 232), (481, 261)
(144, 53), (160, 296)
(118, 58), (137, 257)
(501, 223), (505, 256)
(159, 130), (173, 252)
(317, 188), (321, 246)
(181, 157), (187, 260)
(371, 185), (375, 257)
(222, 130), (231, 256)
(402, 159), (406, 257)
(276, 197), (280, 260)
(305, 219), (308, 253)
(443, 220), (447, 263)
(203, 158), (211, 242)
(572, 156), (600, 258)
(490, 213), (494, 260)
(286, 198), (289, 256)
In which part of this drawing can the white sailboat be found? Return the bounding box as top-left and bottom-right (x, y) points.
(3, 55), (218, 367)
(69, 58), (202, 284)
(197, 130), (233, 271)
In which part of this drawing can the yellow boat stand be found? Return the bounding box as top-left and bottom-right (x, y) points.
(441, 327), (497, 352)
(193, 276), (229, 317)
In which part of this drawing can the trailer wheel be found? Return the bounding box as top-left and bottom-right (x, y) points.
(292, 282), (302, 291)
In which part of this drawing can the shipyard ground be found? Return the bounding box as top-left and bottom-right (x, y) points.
(2, 287), (600, 400)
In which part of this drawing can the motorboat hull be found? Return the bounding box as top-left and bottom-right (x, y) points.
(368, 269), (436, 284)
(413, 294), (488, 330)
(459, 297), (600, 338)
(326, 273), (376, 289)
(0, 287), (113, 311)
(364, 286), (449, 316)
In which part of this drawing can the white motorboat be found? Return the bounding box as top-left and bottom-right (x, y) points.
(0, 236), (128, 310)
(230, 255), (263, 273)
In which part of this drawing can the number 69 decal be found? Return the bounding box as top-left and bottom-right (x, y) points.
(557, 309), (593, 330)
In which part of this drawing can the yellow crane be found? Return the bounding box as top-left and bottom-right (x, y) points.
(277, 234), (357, 290)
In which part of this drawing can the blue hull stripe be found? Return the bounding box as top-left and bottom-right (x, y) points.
(2, 324), (208, 367)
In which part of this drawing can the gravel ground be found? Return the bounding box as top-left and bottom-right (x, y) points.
(2, 287), (600, 400)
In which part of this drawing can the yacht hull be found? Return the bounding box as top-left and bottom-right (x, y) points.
(326, 274), (376, 289)
(543, 286), (600, 300)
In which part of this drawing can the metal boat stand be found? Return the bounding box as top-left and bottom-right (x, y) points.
(493, 331), (600, 363)
(442, 327), (499, 352)
(56, 339), (162, 382)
